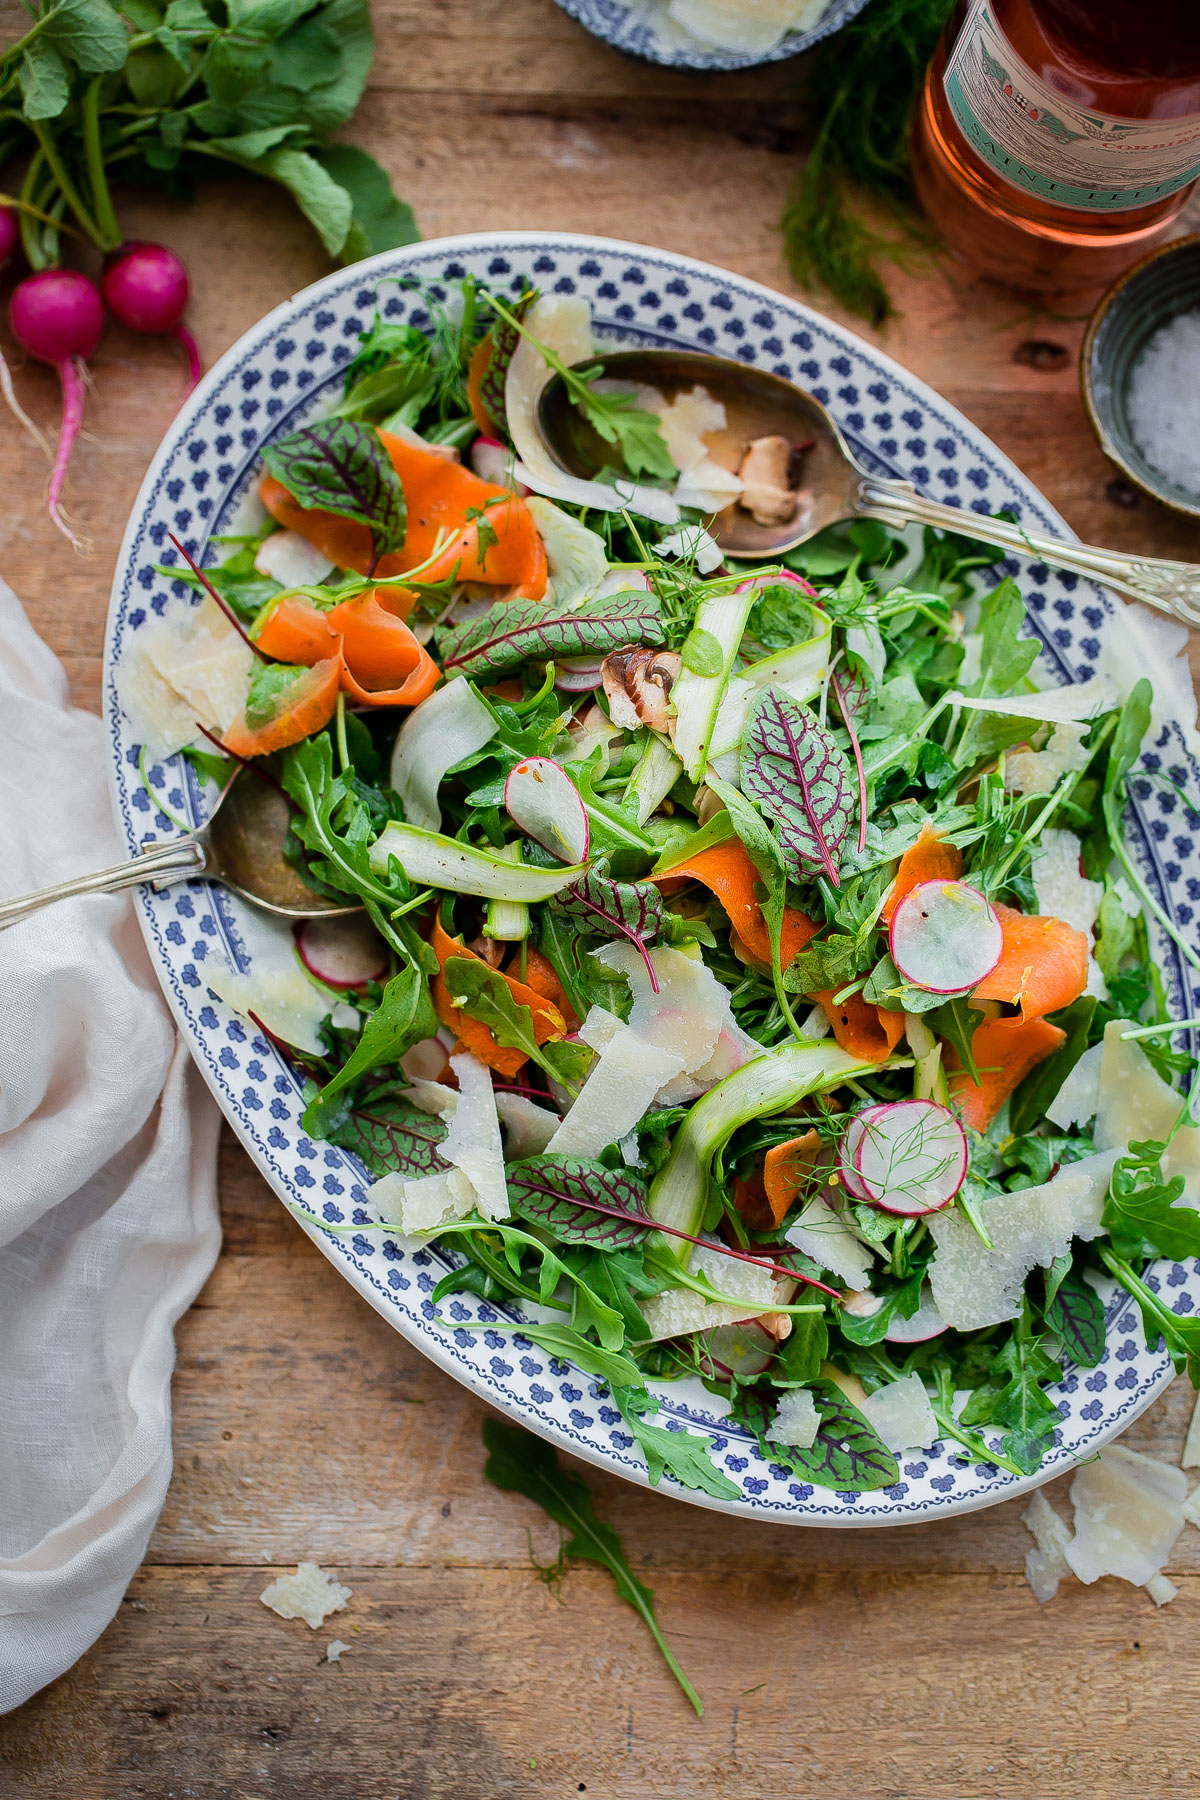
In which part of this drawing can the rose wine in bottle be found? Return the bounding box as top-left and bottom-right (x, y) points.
(912, 0), (1200, 294)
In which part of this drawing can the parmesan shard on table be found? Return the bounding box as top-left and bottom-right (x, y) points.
(260, 1563), (352, 1630)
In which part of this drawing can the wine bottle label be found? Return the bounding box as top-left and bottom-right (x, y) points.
(944, 0), (1200, 211)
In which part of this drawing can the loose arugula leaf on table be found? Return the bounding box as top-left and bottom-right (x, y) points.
(302, 963), (437, 1138)
(739, 686), (854, 886)
(481, 1418), (703, 1714)
(548, 870), (664, 976)
(262, 417), (406, 559)
(328, 1086), (449, 1178)
(441, 590), (664, 678)
(733, 1380), (899, 1492)
(443, 957), (591, 1092)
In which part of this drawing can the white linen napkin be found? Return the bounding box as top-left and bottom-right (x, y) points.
(0, 578), (221, 1714)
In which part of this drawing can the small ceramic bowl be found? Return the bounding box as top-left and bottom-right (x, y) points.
(1081, 232), (1200, 520)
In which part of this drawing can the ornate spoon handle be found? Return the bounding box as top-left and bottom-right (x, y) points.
(860, 477), (1200, 630)
(0, 838), (206, 931)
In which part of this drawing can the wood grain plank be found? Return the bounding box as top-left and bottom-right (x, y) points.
(3, 1563), (1198, 1799)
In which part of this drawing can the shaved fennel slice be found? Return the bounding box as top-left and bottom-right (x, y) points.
(639, 1244), (789, 1342)
(390, 677), (497, 833)
(766, 1388), (820, 1448)
(670, 586), (757, 781)
(1023, 1491), (1073, 1604)
(526, 497), (609, 606)
(369, 823), (586, 900)
(857, 1375), (938, 1455)
(628, 733), (684, 826)
(1093, 1020), (1200, 1206)
(546, 1027), (685, 1158)
(1066, 1445), (1186, 1588)
(505, 296), (679, 526)
(649, 1043), (875, 1264)
(785, 1196), (874, 1289)
(926, 1151), (1118, 1330)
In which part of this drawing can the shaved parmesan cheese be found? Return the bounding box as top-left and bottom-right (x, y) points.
(254, 529), (334, 587)
(495, 1091), (560, 1158)
(326, 1639), (351, 1662)
(117, 597), (255, 758)
(207, 906), (358, 1054)
(260, 1563), (351, 1629)
(1005, 722), (1092, 796)
(653, 524), (723, 574)
(1182, 1485), (1200, 1528)
(785, 1195), (874, 1289)
(370, 1052), (507, 1231)
(526, 497), (608, 606)
(506, 296), (679, 526)
(1145, 1573), (1179, 1606)
(547, 1026), (684, 1157)
(927, 1151), (1118, 1330)
(594, 941), (727, 1083)
(766, 1387), (819, 1449)
(579, 1004), (625, 1052)
(952, 673), (1118, 725)
(659, 1020), (765, 1105)
(639, 1242), (789, 1342)
(1032, 829), (1103, 934)
(1046, 1042), (1103, 1131)
(1023, 1489), (1073, 1604)
(389, 677), (497, 833)
(652, 385), (727, 473)
(1066, 1444), (1186, 1588)
(1094, 1020), (1200, 1206)
(674, 456), (744, 514)
(1184, 1390), (1200, 1469)
(858, 1374), (938, 1454)
(667, 0), (831, 53)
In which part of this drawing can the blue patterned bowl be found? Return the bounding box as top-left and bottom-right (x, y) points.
(105, 231), (1200, 1526)
(552, 0), (870, 69)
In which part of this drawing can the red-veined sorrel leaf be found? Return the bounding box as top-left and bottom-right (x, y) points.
(441, 590), (663, 678)
(830, 667), (868, 855)
(329, 1090), (449, 1179)
(262, 417), (406, 559)
(735, 1380), (899, 1491)
(740, 685), (853, 885)
(548, 869), (664, 991)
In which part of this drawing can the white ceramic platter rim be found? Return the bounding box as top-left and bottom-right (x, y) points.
(104, 230), (1200, 1526)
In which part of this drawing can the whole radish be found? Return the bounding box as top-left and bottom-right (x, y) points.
(101, 242), (201, 388)
(10, 269), (105, 551)
(0, 208), (51, 458)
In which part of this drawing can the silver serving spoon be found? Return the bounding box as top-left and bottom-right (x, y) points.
(537, 348), (1200, 628)
(0, 767), (358, 931)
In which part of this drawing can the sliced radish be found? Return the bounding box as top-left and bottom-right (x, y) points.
(505, 757), (589, 863)
(837, 1118), (873, 1201)
(696, 1319), (776, 1381)
(470, 434), (529, 493)
(553, 656), (605, 693)
(884, 1286), (948, 1344)
(889, 880), (1003, 996)
(851, 1100), (967, 1216)
(294, 915), (390, 989)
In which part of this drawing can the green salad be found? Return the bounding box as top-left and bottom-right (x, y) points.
(134, 275), (1200, 1501)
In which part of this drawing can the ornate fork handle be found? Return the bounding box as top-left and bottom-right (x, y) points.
(0, 837), (206, 931)
(859, 477), (1200, 630)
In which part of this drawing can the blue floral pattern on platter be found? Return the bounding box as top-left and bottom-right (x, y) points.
(551, 0), (869, 70)
(104, 231), (1200, 1527)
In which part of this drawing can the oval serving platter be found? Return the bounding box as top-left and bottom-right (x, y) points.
(550, 0), (869, 72)
(105, 231), (1200, 1526)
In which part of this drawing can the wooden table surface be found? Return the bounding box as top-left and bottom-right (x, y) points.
(3, 4), (1200, 1793)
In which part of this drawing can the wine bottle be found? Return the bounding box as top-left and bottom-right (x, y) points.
(912, 0), (1200, 294)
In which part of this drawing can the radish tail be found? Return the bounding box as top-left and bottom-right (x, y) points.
(174, 322), (202, 391)
(48, 355), (90, 553)
(0, 349), (51, 458)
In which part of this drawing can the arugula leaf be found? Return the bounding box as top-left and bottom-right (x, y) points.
(328, 1087), (449, 1178)
(481, 1418), (702, 1714)
(508, 1157), (653, 1249)
(244, 659), (311, 728)
(441, 589), (664, 679)
(967, 577), (1040, 700)
(302, 964), (437, 1137)
(261, 417), (406, 557)
(740, 687), (854, 885)
(960, 1314), (1062, 1475)
(1094, 881), (1138, 982)
(1102, 1136), (1197, 1262)
(781, 932), (865, 995)
(42, 0), (130, 75)
(1044, 1267), (1105, 1369)
(734, 1380), (899, 1492)
(775, 1310), (829, 1383)
(563, 365), (677, 482)
(1009, 996), (1096, 1138)
(443, 956), (589, 1092)
(1100, 1247), (1200, 1386)
(925, 995), (983, 1084)
(861, 952), (944, 1014)
(501, 1321), (643, 1390)
(704, 774), (803, 1040)
(612, 1387), (741, 1501)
